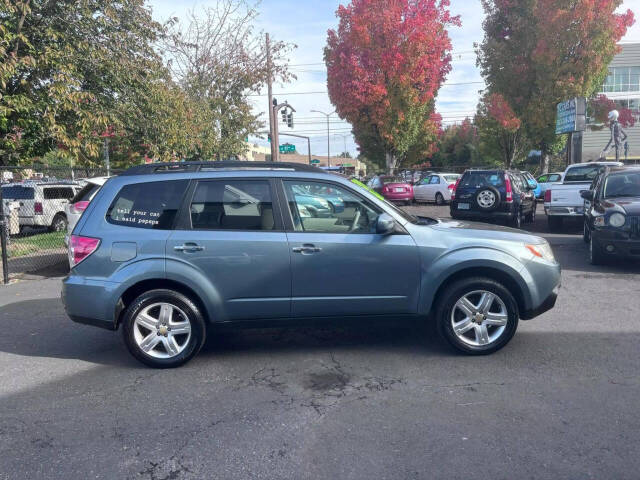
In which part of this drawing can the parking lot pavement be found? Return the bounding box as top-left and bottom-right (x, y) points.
(1, 204), (639, 479)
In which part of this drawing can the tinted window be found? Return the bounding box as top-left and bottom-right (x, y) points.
(44, 187), (75, 200)
(107, 180), (188, 229)
(460, 171), (504, 188)
(284, 180), (381, 233)
(564, 165), (603, 182)
(511, 174), (526, 192)
(1, 186), (34, 200)
(430, 176), (440, 184)
(443, 175), (460, 183)
(190, 180), (274, 231)
(71, 182), (102, 203)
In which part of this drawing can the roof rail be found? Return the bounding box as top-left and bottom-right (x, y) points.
(121, 161), (323, 176)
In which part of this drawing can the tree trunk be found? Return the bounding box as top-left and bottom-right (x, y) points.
(385, 152), (397, 175)
(540, 150), (550, 174)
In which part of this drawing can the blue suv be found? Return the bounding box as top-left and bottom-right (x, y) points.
(62, 162), (561, 368)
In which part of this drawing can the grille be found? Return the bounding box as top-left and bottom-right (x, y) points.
(630, 216), (640, 239)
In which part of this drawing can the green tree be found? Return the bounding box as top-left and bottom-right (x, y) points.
(477, 0), (634, 172)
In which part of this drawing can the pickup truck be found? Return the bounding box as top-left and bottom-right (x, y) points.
(544, 161), (623, 231)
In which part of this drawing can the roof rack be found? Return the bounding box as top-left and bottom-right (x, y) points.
(121, 161), (323, 176)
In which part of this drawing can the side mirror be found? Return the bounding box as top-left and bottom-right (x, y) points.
(580, 190), (594, 201)
(376, 213), (396, 235)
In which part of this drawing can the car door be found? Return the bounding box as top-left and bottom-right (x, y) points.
(414, 176), (431, 201)
(281, 178), (420, 318)
(428, 175), (442, 201)
(166, 178), (292, 321)
(513, 173), (534, 214)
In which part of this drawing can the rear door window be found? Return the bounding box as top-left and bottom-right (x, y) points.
(71, 183), (102, 203)
(189, 180), (275, 231)
(44, 187), (75, 199)
(430, 176), (440, 184)
(106, 180), (189, 229)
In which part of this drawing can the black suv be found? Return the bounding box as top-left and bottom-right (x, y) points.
(450, 169), (536, 228)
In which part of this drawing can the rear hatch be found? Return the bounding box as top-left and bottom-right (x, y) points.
(454, 171), (507, 212)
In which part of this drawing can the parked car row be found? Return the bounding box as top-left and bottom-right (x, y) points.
(366, 173), (461, 205)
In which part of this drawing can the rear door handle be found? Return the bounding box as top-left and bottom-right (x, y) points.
(174, 243), (204, 253)
(292, 244), (322, 254)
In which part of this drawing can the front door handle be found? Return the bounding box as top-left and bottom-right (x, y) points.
(292, 244), (322, 254)
(174, 243), (205, 253)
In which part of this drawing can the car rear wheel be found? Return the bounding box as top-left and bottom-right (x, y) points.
(435, 192), (444, 205)
(50, 213), (67, 232)
(510, 209), (522, 229)
(583, 222), (591, 243)
(525, 205), (536, 223)
(436, 277), (519, 355)
(122, 289), (206, 368)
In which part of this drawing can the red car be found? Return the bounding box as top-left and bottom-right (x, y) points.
(368, 176), (414, 204)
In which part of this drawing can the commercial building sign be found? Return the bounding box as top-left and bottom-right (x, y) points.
(555, 97), (587, 135)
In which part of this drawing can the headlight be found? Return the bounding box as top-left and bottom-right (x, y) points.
(526, 242), (555, 262)
(609, 213), (626, 228)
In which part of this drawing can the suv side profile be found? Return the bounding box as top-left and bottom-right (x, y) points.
(450, 169), (536, 228)
(62, 162), (561, 368)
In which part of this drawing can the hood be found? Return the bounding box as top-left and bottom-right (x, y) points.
(428, 218), (543, 244)
(601, 197), (640, 216)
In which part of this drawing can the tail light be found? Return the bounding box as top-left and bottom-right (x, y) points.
(450, 178), (461, 200)
(544, 189), (552, 203)
(34, 202), (43, 214)
(71, 201), (90, 214)
(68, 235), (100, 267)
(504, 174), (513, 203)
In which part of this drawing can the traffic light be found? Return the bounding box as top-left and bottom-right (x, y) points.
(287, 113), (294, 128)
(282, 110), (287, 123)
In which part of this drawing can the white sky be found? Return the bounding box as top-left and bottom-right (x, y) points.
(149, 0), (640, 158)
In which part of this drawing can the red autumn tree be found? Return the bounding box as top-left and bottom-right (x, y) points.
(325, 0), (460, 173)
(474, 92), (527, 168)
(477, 0), (634, 172)
(589, 94), (636, 129)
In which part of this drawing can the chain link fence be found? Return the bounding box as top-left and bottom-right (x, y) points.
(0, 166), (111, 282)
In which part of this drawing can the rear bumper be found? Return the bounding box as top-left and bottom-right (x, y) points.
(383, 192), (413, 201)
(62, 275), (120, 330)
(544, 206), (584, 217)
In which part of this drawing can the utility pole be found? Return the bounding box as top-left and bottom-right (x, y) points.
(334, 133), (350, 158)
(266, 33), (277, 162)
(311, 110), (335, 167)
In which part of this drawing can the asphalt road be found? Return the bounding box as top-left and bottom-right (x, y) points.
(1, 204), (639, 479)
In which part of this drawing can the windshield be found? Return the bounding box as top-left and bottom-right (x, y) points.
(603, 172), (640, 198)
(443, 174), (460, 183)
(460, 171), (504, 188)
(564, 165), (602, 182)
(351, 178), (419, 224)
(1, 186), (34, 200)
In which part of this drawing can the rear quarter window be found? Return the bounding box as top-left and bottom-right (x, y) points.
(71, 183), (101, 203)
(106, 180), (189, 229)
(44, 187), (75, 200)
(2, 186), (34, 200)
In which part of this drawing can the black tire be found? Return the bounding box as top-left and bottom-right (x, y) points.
(510, 208), (522, 229)
(50, 213), (67, 232)
(122, 289), (206, 368)
(474, 186), (501, 212)
(583, 221), (591, 243)
(435, 192), (444, 206)
(589, 236), (605, 265)
(547, 216), (563, 232)
(435, 277), (519, 355)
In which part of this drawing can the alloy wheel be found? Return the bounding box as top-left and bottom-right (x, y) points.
(133, 302), (192, 359)
(450, 290), (508, 347)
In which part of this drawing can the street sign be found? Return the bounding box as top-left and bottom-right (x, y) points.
(279, 143), (296, 154)
(556, 98), (586, 135)
(310, 159), (320, 164)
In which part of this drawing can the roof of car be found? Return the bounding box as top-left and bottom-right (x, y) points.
(604, 166), (640, 174)
(122, 161), (322, 176)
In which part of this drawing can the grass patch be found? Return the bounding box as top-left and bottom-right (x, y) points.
(9, 230), (66, 258)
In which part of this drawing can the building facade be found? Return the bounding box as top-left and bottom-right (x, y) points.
(582, 43), (640, 163)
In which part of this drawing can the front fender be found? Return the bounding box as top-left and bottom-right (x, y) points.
(419, 247), (534, 315)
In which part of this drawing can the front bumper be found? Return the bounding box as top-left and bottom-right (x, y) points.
(521, 285), (559, 320)
(592, 229), (640, 258)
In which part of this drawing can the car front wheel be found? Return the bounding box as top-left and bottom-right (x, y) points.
(436, 277), (519, 355)
(122, 289), (206, 368)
